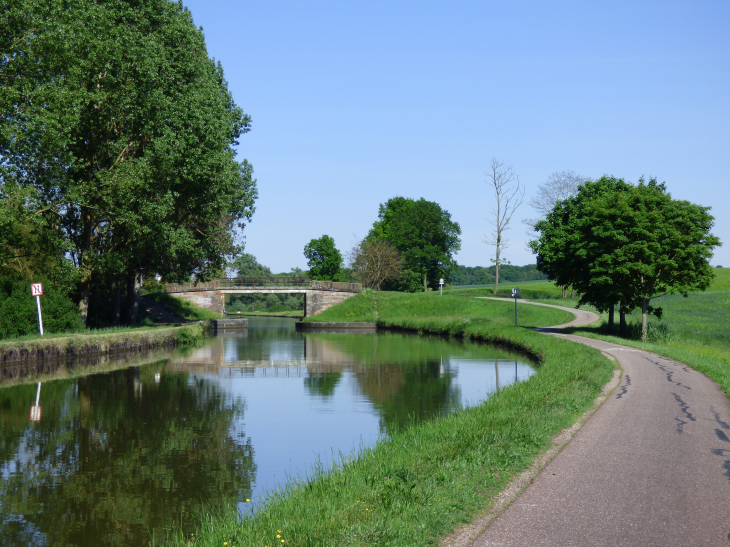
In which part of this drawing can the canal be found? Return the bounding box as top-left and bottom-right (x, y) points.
(0, 317), (535, 546)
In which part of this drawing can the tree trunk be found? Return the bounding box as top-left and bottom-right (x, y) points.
(619, 298), (627, 337)
(493, 246), (500, 295)
(570, 286), (574, 298)
(608, 304), (615, 333)
(112, 281), (121, 326)
(562, 285), (566, 298)
(79, 285), (91, 328)
(423, 275), (428, 292)
(127, 270), (143, 326)
(77, 206), (93, 326)
(641, 297), (649, 343)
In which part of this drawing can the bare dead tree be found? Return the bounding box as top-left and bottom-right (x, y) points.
(484, 158), (524, 294)
(523, 170), (590, 232)
(351, 239), (402, 290)
(524, 170), (590, 297)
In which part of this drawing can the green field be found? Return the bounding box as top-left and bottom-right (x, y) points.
(164, 293), (609, 547)
(304, 290), (573, 329)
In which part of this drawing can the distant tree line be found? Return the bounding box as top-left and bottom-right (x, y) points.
(450, 264), (548, 286)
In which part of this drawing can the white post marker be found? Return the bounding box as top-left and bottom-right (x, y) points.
(30, 283), (44, 335)
(512, 287), (520, 326)
(439, 278), (444, 295)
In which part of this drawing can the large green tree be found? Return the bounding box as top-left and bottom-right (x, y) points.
(230, 253), (273, 278)
(368, 197), (461, 292)
(531, 177), (721, 341)
(304, 235), (342, 281)
(530, 176), (634, 331)
(0, 0), (257, 326)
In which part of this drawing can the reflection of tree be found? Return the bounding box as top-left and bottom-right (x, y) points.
(356, 360), (462, 435)
(0, 363), (255, 547)
(304, 373), (342, 398)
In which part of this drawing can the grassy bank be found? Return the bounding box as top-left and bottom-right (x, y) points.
(0, 321), (208, 363)
(447, 269), (730, 398)
(303, 290), (574, 329)
(163, 292), (612, 547)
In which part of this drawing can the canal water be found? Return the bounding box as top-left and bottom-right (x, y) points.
(0, 317), (535, 547)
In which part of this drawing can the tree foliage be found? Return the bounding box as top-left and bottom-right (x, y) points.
(531, 176), (721, 341)
(0, 0), (257, 326)
(450, 264), (548, 286)
(230, 253), (273, 278)
(304, 235), (342, 281)
(368, 197), (461, 292)
(0, 276), (84, 338)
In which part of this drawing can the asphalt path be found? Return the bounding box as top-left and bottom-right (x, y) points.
(471, 298), (730, 546)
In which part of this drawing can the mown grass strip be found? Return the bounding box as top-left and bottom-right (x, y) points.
(0, 321), (208, 363)
(164, 294), (613, 547)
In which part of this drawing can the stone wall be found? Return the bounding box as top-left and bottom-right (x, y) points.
(305, 290), (357, 317)
(174, 290), (225, 314)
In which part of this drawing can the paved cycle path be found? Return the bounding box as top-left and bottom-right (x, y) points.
(473, 298), (730, 546)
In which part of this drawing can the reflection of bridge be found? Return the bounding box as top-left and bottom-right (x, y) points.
(164, 278), (361, 317)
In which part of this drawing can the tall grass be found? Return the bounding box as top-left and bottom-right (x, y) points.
(164, 294), (610, 547)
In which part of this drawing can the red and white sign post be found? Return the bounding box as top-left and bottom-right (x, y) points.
(31, 283), (44, 335)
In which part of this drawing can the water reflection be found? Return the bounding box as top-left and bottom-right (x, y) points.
(0, 364), (253, 547)
(0, 317), (534, 547)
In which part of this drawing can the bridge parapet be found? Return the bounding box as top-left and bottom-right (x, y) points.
(165, 277), (312, 293)
(309, 280), (362, 292)
(165, 278), (361, 293)
(163, 278), (362, 317)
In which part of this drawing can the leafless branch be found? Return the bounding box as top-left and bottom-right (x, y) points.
(484, 158), (524, 293)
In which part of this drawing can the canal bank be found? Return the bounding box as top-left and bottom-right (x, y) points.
(0, 321), (208, 363)
(162, 292), (614, 547)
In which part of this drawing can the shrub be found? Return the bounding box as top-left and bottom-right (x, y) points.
(0, 277), (84, 338)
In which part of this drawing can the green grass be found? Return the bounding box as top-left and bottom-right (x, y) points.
(448, 267), (730, 299)
(0, 321), (208, 364)
(145, 291), (223, 320)
(305, 290), (573, 329)
(303, 290), (378, 322)
(564, 286), (730, 398)
(164, 293), (611, 547)
(0, 322), (168, 345)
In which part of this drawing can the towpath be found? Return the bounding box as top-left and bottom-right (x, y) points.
(470, 298), (730, 546)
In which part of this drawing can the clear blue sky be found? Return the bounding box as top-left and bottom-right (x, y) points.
(182, 0), (729, 272)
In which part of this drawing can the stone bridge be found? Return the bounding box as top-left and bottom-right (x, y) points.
(164, 278), (361, 317)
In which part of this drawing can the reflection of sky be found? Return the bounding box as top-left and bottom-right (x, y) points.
(209, 356), (535, 508)
(225, 371), (379, 507)
(452, 359), (535, 407)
